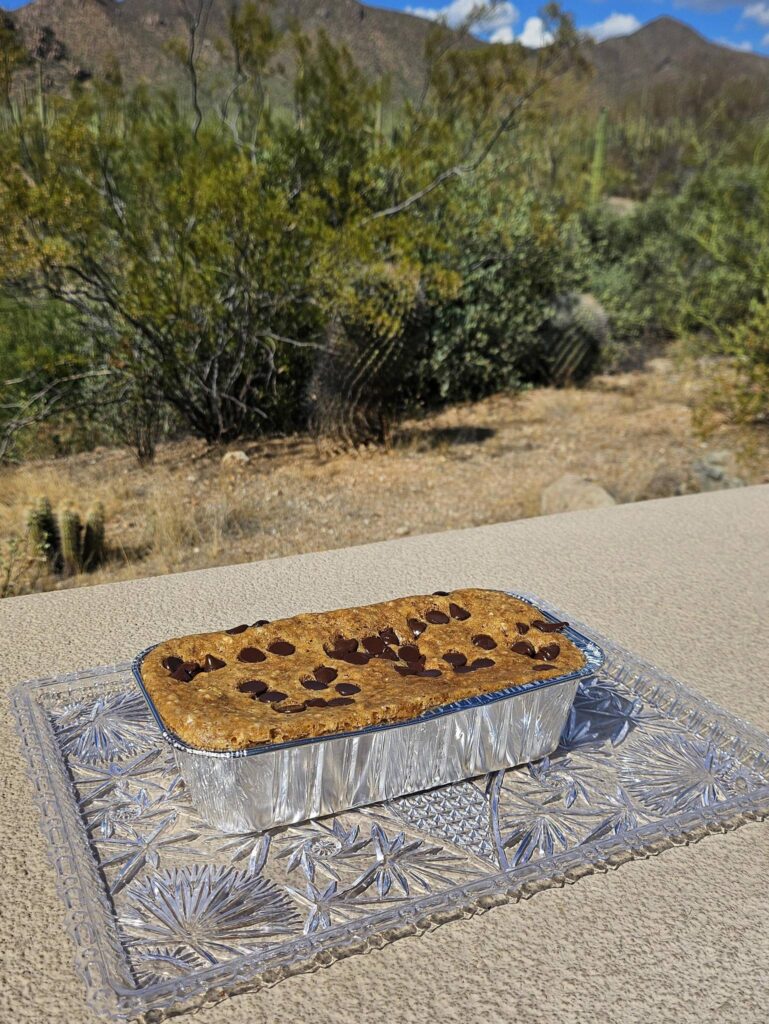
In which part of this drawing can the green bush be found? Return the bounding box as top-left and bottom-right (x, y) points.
(420, 182), (588, 404)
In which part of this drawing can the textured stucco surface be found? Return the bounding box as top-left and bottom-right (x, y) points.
(1, 486), (768, 1024)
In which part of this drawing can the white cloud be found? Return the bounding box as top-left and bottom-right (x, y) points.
(489, 25), (515, 43)
(743, 2), (769, 27)
(406, 1), (519, 34)
(584, 12), (642, 42)
(518, 15), (554, 47)
(717, 36), (753, 50)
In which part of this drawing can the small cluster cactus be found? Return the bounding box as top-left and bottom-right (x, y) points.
(27, 498), (106, 576)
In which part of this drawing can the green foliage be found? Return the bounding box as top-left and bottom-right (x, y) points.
(7, 3), (768, 458)
(422, 180), (588, 404)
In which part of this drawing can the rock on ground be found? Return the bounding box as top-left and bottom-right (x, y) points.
(221, 450), (250, 469)
(541, 474), (616, 516)
(692, 450), (745, 492)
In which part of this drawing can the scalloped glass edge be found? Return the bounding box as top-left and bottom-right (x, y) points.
(8, 594), (769, 1022)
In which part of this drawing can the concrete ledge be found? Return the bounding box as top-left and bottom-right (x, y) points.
(2, 486), (768, 1024)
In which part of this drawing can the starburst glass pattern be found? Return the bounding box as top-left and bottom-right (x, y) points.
(121, 866), (302, 962)
(52, 692), (157, 762)
(95, 815), (200, 894)
(84, 784), (181, 840)
(273, 819), (370, 882)
(618, 733), (762, 816)
(130, 946), (204, 987)
(560, 677), (673, 751)
(284, 879), (382, 934)
(350, 823), (480, 899)
(214, 830), (272, 875)
(500, 753), (614, 810)
(11, 604), (769, 1019)
(71, 751), (171, 809)
(491, 771), (606, 868)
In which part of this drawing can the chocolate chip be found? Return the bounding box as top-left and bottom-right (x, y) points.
(443, 651), (467, 667)
(377, 646), (399, 661)
(534, 664), (555, 671)
(203, 654), (226, 672)
(330, 636), (358, 654)
(418, 668), (442, 678)
(162, 656), (183, 673)
(455, 658), (495, 674)
(335, 651), (370, 665)
(407, 618), (427, 637)
(448, 603), (470, 620)
(305, 697), (328, 708)
(170, 661), (201, 682)
(511, 640), (537, 657)
(252, 619), (270, 627)
(425, 609), (450, 624)
(398, 644), (421, 662)
(238, 647), (266, 663)
(301, 678), (329, 691)
(472, 634), (497, 650)
(336, 683), (361, 695)
(313, 665), (338, 685)
(515, 622), (530, 635)
(258, 690), (287, 703)
(238, 679), (268, 696)
(432, 590), (450, 596)
(379, 627), (400, 646)
(326, 696), (355, 706)
(532, 619), (568, 633)
(537, 643), (561, 661)
(268, 639), (295, 656)
(274, 702), (307, 714)
(226, 624), (248, 635)
(395, 665), (420, 677)
(362, 635), (386, 655)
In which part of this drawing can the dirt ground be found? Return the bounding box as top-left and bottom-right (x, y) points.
(1, 354), (767, 597)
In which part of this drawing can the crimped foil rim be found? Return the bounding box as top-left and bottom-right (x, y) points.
(130, 592), (605, 758)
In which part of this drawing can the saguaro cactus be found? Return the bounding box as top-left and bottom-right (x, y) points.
(589, 107), (608, 208)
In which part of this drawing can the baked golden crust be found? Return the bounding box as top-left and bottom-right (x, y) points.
(139, 588), (585, 751)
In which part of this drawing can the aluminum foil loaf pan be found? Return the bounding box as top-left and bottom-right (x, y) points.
(132, 594), (604, 833)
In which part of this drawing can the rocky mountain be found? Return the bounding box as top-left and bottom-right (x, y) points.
(4, 2), (769, 115)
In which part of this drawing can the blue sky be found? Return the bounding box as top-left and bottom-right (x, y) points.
(2, 0), (768, 55)
(371, 0), (769, 54)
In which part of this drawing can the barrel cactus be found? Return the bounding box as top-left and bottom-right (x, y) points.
(541, 293), (610, 385)
(58, 509), (83, 576)
(82, 503), (106, 571)
(26, 497), (59, 567)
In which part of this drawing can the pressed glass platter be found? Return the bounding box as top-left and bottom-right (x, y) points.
(10, 594), (769, 1021)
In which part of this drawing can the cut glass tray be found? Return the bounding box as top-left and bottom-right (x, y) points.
(10, 594), (769, 1021)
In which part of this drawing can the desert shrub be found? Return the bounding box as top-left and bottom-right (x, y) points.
(708, 293), (769, 429)
(420, 182), (589, 404)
